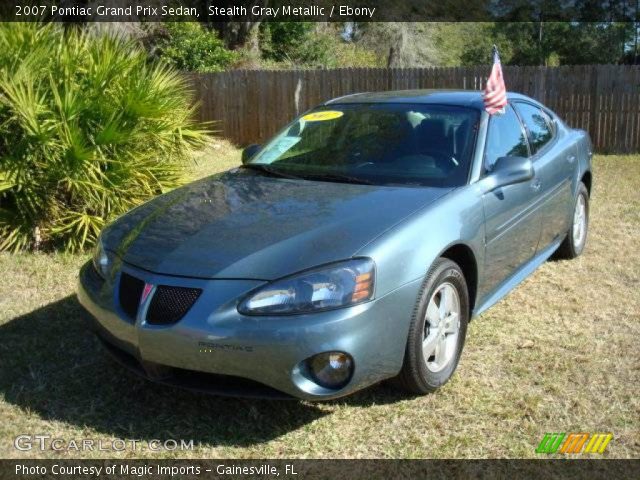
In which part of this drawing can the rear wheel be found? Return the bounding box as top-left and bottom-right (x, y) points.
(556, 182), (589, 259)
(394, 258), (469, 394)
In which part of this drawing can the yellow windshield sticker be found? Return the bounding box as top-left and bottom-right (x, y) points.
(301, 111), (344, 122)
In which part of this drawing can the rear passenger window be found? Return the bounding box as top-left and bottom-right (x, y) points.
(484, 104), (529, 172)
(514, 102), (554, 155)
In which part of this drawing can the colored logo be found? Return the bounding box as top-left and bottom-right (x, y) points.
(536, 432), (613, 454)
(140, 283), (154, 304)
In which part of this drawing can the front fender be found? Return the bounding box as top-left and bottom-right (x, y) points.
(356, 187), (485, 303)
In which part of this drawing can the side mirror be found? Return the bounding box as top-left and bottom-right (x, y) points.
(241, 144), (261, 164)
(483, 156), (534, 192)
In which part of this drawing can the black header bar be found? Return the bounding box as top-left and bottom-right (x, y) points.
(2, 459), (640, 480)
(2, 0), (640, 22)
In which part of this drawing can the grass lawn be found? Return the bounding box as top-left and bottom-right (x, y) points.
(0, 147), (638, 459)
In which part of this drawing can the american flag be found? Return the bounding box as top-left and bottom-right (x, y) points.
(484, 46), (507, 115)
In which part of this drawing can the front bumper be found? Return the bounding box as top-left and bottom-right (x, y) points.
(77, 261), (421, 400)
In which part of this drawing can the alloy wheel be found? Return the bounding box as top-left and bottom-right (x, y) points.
(573, 193), (587, 247)
(422, 282), (461, 373)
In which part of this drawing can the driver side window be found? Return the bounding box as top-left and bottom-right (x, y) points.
(484, 104), (530, 172)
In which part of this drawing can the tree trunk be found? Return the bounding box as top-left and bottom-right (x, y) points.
(211, 21), (262, 50)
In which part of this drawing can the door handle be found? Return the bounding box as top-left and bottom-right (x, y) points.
(567, 155), (576, 163)
(531, 179), (542, 192)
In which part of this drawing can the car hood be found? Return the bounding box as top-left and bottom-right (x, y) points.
(102, 169), (452, 280)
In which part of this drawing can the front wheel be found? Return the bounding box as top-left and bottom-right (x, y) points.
(556, 182), (589, 259)
(394, 258), (469, 394)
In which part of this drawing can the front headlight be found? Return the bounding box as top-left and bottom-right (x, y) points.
(238, 258), (375, 315)
(92, 238), (112, 278)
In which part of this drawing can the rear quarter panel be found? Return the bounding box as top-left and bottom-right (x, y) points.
(552, 113), (592, 196)
(564, 125), (593, 224)
(574, 128), (593, 189)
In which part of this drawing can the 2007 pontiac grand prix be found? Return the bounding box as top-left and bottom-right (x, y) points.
(78, 90), (592, 400)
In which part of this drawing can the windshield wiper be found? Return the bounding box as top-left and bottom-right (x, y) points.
(302, 173), (375, 185)
(240, 164), (304, 180)
(242, 165), (375, 185)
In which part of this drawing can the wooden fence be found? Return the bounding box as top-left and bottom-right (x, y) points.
(189, 65), (640, 153)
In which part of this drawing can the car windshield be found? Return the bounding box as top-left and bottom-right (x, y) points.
(248, 103), (479, 187)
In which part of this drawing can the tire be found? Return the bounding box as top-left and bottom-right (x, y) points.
(394, 258), (469, 394)
(555, 182), (589, 259)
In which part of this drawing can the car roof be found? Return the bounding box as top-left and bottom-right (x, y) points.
(324, 89), (535, 110)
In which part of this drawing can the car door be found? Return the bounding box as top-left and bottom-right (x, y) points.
(513, 102), (574, 251)
(480, 104), (542, 297)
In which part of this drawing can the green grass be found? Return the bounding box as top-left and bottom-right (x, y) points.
(188, 138), (242, 181)
(0, 151), (638, 459)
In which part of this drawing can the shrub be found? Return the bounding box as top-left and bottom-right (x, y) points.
(260, 22), (314, 62)
(257, 24), (381, 68)
(152, 23), (236, 72)
(0, 23), (209, 252)
(260, 22), (333, 66)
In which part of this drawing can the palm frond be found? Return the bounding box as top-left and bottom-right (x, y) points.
(0, 22), (211, 252)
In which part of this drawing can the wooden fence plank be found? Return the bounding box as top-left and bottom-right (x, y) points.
(188, 66), (640, 152)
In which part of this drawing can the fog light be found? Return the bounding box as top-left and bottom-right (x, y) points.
(306, 352), (353, 389)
